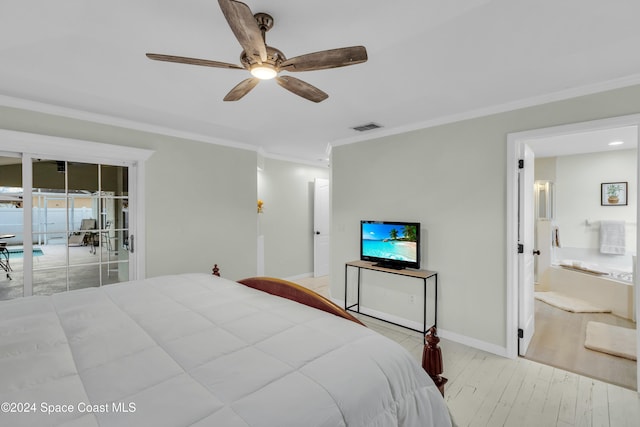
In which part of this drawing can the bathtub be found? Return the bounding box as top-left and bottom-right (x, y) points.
(538, 259), (635, 320)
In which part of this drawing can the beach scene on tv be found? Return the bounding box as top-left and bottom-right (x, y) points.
(362, 223), (418, 262)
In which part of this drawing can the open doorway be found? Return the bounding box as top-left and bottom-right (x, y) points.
(526, 127), (637, 390)
(507, 115), (640, 391)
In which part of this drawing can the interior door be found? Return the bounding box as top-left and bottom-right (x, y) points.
(518, 144), (535, 356)
(313, 178), (330, 277)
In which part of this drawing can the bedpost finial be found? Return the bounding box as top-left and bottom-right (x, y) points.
(426, 326), (440, 346)
(212, 264), (220, 277)
(422, 326), (447, 396)
(423, 327), (443, 375)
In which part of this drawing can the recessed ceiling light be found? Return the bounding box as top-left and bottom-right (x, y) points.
(608, 140), (624, 146)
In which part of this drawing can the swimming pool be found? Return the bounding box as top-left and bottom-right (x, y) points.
(6, 248), (44, 258)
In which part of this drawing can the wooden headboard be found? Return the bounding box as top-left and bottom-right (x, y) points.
(237, 276), (365, 326)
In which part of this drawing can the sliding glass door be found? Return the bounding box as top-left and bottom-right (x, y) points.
(0, 152), (144, 300)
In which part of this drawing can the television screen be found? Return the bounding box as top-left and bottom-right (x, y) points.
(360, 221), (420, 269)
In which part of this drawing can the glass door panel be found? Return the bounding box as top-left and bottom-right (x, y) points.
(31, 159), (74, 295)
(100, 165), (129, 283)
(67, 265), (101, 292)
(0, 154), (23, 300)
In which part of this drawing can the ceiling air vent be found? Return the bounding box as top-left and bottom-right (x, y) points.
(352, 122), (382, 132)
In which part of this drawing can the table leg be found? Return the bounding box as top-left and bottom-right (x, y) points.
(344, 265), (348, 310)
(434, 274), (438, 328)
(356, 267), (361, 313)
(423, 277), (427, 343)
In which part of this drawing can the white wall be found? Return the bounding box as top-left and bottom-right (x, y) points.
(554, 149), (637, 253)
(331, 84), (640, 352)
(0, 106), (258, 280)
(257, 157), (329, 278)
(535, 149), (637, 269)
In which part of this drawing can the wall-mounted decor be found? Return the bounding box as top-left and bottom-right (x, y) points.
(601, 182), (628, 206)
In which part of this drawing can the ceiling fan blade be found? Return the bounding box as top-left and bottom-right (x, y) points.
(280, 46), (367, 72)
(224, 77), (260, 101)
(218, 0), (267, 63)
(276, 76), (328, 103)
(146, 53), (244, 70)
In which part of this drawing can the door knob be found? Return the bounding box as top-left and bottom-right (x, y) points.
(533, 250), (541, 255)
(315, 231), (320, 235)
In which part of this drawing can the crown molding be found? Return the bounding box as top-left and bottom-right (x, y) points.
(4, 71), (640, 167)
(0, 94), (258, 154)
(330, 73), (640, 150)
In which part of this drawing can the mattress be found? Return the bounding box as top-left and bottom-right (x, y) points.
(0, 273), (451, 426)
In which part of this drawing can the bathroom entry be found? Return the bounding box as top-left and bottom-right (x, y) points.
(533, 180), (555, 285)
(507, 115), (640, 390)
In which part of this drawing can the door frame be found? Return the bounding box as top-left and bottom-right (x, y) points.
(506, 114), (640, 387)
(0, 129), (153, 287)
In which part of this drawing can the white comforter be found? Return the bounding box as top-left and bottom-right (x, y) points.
(0, 273), (451, 427)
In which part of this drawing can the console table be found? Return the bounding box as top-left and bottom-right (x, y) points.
(344, 260), (438, 341)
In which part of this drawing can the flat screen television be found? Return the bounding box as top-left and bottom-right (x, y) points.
(360, 220), (420, 270)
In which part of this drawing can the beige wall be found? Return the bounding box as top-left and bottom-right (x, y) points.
(0, 106), (258, 280)
(534, 157), (557, 182)
(3, 81), (640, 350)
(331, 84), (640, 351)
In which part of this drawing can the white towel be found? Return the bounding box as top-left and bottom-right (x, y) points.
(552, 225), (561, 247)
(599, 220), (625, 255)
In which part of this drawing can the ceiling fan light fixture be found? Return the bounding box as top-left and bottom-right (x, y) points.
(146, 2), (367, 102)
(250, 64), (277, 80)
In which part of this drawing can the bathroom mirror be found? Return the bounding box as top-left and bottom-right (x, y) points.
(534, 180), (555, 219)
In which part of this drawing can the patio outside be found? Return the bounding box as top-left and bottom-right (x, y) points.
(0, 243), (125, 300)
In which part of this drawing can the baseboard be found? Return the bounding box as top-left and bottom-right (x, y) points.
(330, 297), (510, 359)
(437, 329), (510, 358)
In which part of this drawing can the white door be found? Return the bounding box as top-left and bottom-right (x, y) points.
(313, 178), (330, 277)
(518, 144), (535, 356)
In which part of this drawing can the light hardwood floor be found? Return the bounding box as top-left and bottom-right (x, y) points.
(293, 275), (640, 427)
(526, 299), (636, 391)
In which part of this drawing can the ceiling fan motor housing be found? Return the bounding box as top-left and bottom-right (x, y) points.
(240, 13), (281, 69)
(241, 45), (285, 69)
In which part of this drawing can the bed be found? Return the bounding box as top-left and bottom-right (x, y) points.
(0, 272), (451, 426)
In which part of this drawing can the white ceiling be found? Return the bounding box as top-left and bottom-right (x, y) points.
(2, 0), (640, 165)
(527, 126), (637, 158)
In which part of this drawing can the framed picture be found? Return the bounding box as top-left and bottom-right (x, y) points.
(601, 182), (628, 206)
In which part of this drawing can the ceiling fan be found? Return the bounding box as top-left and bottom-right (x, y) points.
(146, 0), (368, 103)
